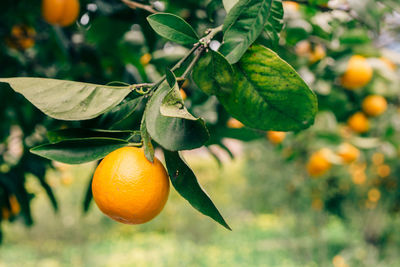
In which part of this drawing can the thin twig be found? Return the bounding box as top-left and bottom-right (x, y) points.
(121, 0), (157, 13)
(131, 25), (223, 94)
(182, 48), (204, 79)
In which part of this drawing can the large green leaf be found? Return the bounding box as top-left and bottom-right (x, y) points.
(145, 83), (209, 151)
(219, 0), (283, 64)
(0, 78), (131, 121)
(164, 150), (231, 230)
(194, 45), (317, 131)
(147, 13), (199, 45)
(47, 128), (140, 143)
(30, 138), (129, 164)
(192, 50), (234, 96)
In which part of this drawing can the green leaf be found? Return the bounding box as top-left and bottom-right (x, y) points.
(165, 68), (176, 88)
(195, 45), (317, 131)
(192, 50), (234, 95)
(25, 158), (58, 212)
(160, 77), (197, 120)
(147, 13), (199, 45)
(145, 82), (209, 151)
(92, 96), (143, 129)
(164, 150), (231, 230)
(37, 175), (58, 211)
(47, 128), (140, 143)
(258, 0), (283, 48)
(162, 69), (195, 119)
(30, 138), (129, 164)
(140, 116), (155, 163)
(0, 78), (131, 121)
(83, 177), (93, 213)
(219, 0), (283, 64)
(206, 0), (223, 21)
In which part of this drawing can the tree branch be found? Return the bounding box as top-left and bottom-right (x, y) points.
(121, 0), (157, 14)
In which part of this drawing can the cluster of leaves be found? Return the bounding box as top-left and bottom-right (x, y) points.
(0, 0), (318, 235)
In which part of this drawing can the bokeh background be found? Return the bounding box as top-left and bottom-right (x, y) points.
(2, 0), (400, 266)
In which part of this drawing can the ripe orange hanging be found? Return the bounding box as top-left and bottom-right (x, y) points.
(42, 0), (80, 27)
(92, 147), (170, 224)
(337, 143), (359, 164)
(340, 55), (373, 90)
(347, 112), (369, 133)
(266, 131), (286, 145)
(362, 95), (387, 117)
(307, 149), (332, 177)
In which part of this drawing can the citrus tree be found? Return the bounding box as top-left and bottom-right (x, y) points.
(0, 0), (319, 238)
(1, 0), (399, 244)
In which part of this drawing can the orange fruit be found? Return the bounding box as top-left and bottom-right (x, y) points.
(337, 143), (359, 164)
(9, 195), (20, 215)
(267, 131), (286, 144)
(140, 53), (152, 66)
(283, 1), (300, 12)
(347, 112), (369, 133)
(340, 55), (373, 90)
(42, 0), (80, 27)
(295, 41), (311, 56)
(332, 255), (349, 267)
(180, 89), (187, 100)
(372, 153), (384, 165)
(6, 25), (36, 50)
(380, 57), (396, 70)
(307, 149), (332, 177)
(362, 95), (387, 117)
(309, 44), (326, 63)
(227, 118), (244, 129)
(1, 207), (10, 220)
(368, 188), (381, 202)
(311, 198), (323, 211)
(295, 41), (325, 63)
(61, 174), (74, 186)
(377, 164), (390, 178)
(92, 147), (170, 224)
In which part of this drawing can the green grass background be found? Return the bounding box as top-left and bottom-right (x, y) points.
(1, 143), (400, 267)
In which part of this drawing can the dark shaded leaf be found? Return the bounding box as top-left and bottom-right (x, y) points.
(30, 138), (129, 164)
(47, 128), (140, 143)
(83, 177), (93, 213)
(147, 13), (199, 45)
(164, 150), (231, 230)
